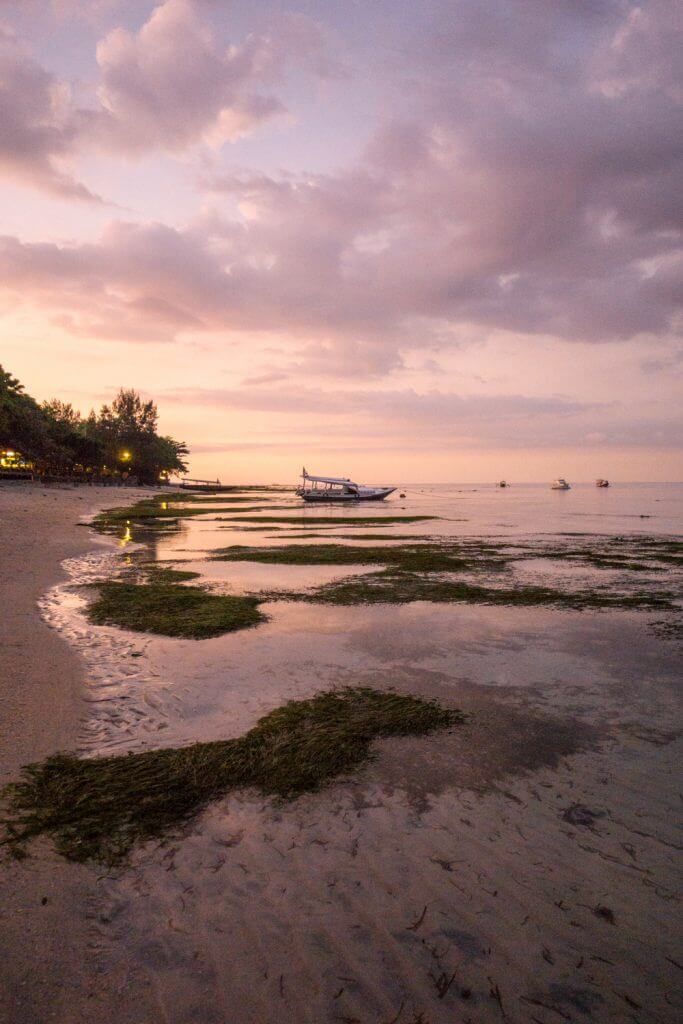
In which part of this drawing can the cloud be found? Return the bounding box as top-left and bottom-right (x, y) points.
(163, 383), (599, 421)
(160, 383), (683, 450)
(93, 0), (287, 152)
(197, 2), (683, 357)
(0, 0), (680, 377)
(0, 32), (102, 200)
(242, 371), (290, 386)
(0, 1), (339, 196)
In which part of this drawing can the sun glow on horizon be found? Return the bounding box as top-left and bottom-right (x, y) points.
(0, 1), (680, 482)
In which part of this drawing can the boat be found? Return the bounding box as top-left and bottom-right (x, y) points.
(497, 480), (509, 488)
(551, 478), (571, 490)
(595, 478), (610, 487)
(296, 468), (396, 503)
(177, 477), (235, 493)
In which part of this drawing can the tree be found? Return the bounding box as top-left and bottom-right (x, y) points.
(154, 435), (189, 476)
(1, 369), (189, 483)
(0, 365), (54, 462)
(100, 390), (158, 435)
(94, 389), (186, 484)
(42, 399), (105, 472)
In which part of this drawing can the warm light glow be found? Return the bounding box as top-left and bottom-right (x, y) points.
(1, 449), (31, 470)
(0, 3), (679, 484)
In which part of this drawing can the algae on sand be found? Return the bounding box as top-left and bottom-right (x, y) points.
(92, 492), (279, 533)
(139, 565), (201, 584)
(87, 581), (266, 638)
(212, 542), (504, 572)
(2, 688), (462, 865)
(272, 569), (678, 611)
(216, 514), (438, 526)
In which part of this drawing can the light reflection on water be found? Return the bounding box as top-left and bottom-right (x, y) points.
(39, 482), (681, 758)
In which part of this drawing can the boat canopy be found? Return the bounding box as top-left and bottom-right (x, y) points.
(301, 468), (357, 487)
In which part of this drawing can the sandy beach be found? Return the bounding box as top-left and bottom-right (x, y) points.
(0, 483), (159, 1024)
(0, 483), (681, 1024)
(2, 1), (681, 1019)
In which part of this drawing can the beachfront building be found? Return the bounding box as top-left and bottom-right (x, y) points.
(0, 449), (33, 474)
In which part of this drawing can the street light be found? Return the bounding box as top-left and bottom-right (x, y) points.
(120, 450), (132, 462)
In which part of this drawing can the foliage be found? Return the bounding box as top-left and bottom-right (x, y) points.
(0, 365), (188, 483)
(0, 366), (57, 463)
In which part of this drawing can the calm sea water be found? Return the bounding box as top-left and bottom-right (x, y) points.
(152, 481), (683, 565)
(36, 482), (682, 1024)
(389, 481), (683, 537)
(41, 480), (681, 757)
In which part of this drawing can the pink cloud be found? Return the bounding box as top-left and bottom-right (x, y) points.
(0, 0), (679, 380)
(160, 383), (683, 450)
(93, 0), (287, 152)
(0, 32), (102, 200)
(0, 1), (339, 197)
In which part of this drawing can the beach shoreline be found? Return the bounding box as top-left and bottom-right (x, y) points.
(0, 482), (680, 1024)
(0, 482), (159, 1024)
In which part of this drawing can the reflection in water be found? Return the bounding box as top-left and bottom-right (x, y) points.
(40, 482), (681, 760)
(34, 484), (682, 1024)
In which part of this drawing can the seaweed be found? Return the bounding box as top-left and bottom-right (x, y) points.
(212, 542), (503, 573)
(92, 493), (277, 533)
(216, 515), (438, 525)
(86, 581), (266, 638)
(2, 688), (461, 864)
(272, 569), (677, 611)
(140, 566), (201, 584)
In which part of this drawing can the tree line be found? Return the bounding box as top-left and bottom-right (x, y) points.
(0, 365), (188, 485)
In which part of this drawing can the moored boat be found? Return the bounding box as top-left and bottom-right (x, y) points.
(497, 480), (509, 488)
(551, 478), (571, 490)
(595, 478), (610, 487)
(296, 468), (395, 502)
(178, 477), (235, 492)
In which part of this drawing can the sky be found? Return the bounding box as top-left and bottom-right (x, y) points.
(0, 0), (681, 483)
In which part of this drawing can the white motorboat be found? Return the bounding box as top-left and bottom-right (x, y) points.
(551, 478), (571, 490)
(296, 468), (396, 503)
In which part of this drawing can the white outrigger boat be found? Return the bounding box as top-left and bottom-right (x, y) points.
(552, 478), (571, 490)
(296, 468), (396, 503)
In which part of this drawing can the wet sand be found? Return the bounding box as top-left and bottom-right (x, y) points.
(0, 483), (159, 1024)
(1, 484), (681, 1023)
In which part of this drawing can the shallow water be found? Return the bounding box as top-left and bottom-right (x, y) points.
(393, 480), (683, 536)
(35, 483), (683, 1023)
(40, 481), (682, 759)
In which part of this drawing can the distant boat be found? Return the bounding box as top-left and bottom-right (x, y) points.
(551, 478), (571, 490)
(595, 478), (610, 487)
(497, 480), (509, 488)
(296, 468), (396, 503)
(178, 477), (234, 493)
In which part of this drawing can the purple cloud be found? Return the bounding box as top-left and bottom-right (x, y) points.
(160, 384), (683, 450)
(0, 0), (679, 377)
(0, 1), (339, 197)
(93, 0), (287, 152)
(0, 30), (102, 200)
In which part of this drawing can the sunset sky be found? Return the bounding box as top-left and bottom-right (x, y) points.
(1, 0), (681, 482)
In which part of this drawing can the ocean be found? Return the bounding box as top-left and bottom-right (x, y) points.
(32, 479), (682, 1023)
